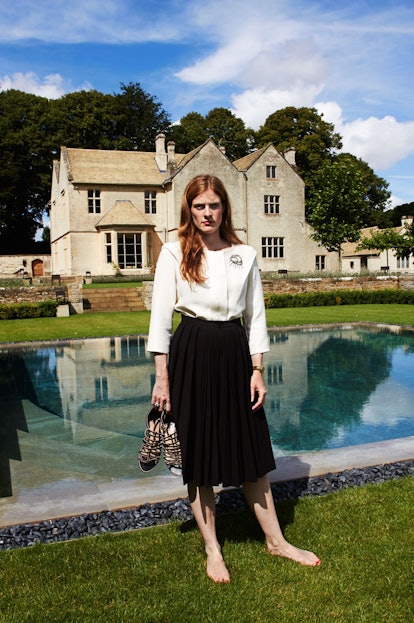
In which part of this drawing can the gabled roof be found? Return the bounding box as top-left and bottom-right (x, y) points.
(96, 201), (153, 228)
(61, 147), (185, 186)
(233, 146), (268, 171)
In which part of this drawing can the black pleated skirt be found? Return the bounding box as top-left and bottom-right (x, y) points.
(168, 314), (276, 487)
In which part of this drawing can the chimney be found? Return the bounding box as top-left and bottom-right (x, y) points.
(155, 133), (167, 172)
(167, 141), (176, 175)
(283, 146), (296, 167)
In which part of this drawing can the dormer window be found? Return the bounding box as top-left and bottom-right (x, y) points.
(88, 189), (101, 213)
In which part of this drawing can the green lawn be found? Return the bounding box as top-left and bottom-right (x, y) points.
(0, 477), (412, 623)
(1, 304), (413, 343)
(82, 281), (143, 289)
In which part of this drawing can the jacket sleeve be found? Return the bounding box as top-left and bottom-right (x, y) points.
(242, 257), (269, 355)
(146, 246), (178, 354)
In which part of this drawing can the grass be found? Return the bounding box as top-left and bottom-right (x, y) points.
(0, 477), (412, 623)
(82, 281), (143, 289)
(0, 304), (413, 343)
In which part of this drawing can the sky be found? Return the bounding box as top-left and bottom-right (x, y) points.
(1, 0), (414, 208)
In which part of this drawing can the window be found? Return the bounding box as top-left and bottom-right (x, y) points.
(264, 195), (280, 214)
(117, 233), (142, 269)
(262, 236), (284, 258)
(267, 364), (283, 385)
(95, 377), (108, 402)
(145, 191), (156, 214)
(266, 165), (276, 178)
(315, 255), (326, 271)
(397, 256), (410, 269)
(105, 233), (112, 264)
(88, 189), (101, 213)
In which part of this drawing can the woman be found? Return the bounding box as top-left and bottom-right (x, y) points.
(147, 174), (320, 583)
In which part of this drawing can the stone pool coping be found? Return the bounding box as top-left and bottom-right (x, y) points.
(1, 457), (413, 551)
(1, 436), (413, 530)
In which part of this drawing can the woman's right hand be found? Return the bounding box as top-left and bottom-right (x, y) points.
(152, 353), (171, 412)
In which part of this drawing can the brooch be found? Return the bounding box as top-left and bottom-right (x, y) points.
(229, 254), (243, 268)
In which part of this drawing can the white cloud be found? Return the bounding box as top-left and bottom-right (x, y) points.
(231, 84), (324, 129)
(318, 102), (414, 171)
(0, 72), (91, 99)
(0, 0), (182, 44)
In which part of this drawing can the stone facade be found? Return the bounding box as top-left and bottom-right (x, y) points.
(0, 254), (51, 279)
(49, 136), (340, 277)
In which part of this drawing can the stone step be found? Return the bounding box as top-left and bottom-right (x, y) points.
(82, 287), (146, 312)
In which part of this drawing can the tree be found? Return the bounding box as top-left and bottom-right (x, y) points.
(335, 153), (391, 227)
(169, 112), (209, 153)
(111, 82), (171, 151)
(385, 201), (414, 227)
(170, 108), (254, 159)
(51, 90), (118, 150)
(358, 222), (414, 260)
(255, 107), (342, 187)
(204, 108), (254, 160)
(307, 159), (367, 257)
(0, 89), (55, 252)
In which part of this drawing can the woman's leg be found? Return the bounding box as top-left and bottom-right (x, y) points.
(188, 482), (230, 583)
(243, 475), (321, 566)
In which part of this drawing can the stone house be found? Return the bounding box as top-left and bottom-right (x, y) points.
(49, 135), (339, 277)
(341, 216), (414, 274)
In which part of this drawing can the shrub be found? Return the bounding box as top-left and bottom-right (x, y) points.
(264, 288), (414, 308)
(0, 300), (58, 320)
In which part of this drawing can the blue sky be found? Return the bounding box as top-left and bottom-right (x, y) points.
(1, 0), (414, 207)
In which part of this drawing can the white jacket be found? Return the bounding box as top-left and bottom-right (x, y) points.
(147, 241), (269, 355)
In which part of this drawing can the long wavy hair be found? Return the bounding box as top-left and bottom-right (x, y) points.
(178, 175), (243, 283)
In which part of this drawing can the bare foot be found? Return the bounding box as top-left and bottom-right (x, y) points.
(206, 549), (231, 583)
(267, 541), (321, 567)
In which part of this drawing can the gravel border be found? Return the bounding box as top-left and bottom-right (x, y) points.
(1, 460), (413, 551)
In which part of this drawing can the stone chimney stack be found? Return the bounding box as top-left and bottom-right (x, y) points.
(167, 141), (176, 175)
(283, 146), (296, 167)
(401, 215), (414, 228)
(155, 133), (167, 172)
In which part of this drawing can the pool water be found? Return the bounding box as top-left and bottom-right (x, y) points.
(1, 326), (413, 497)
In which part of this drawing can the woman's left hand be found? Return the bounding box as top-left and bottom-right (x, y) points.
(250, 370), (267, 411)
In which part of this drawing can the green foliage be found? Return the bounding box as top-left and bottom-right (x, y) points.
(170, 107), (254, 159)
(0, 89), (55, 251)
(0, 300), (58, 320)
(265, 288), (414, 308)
(358, 223), (414, 260)
(307, 159), (368, 253)
(386, 201), (414, 227)
(111, 82), (171, 151)
(335, 153), (391, 226)
(0, 300), (58, 319)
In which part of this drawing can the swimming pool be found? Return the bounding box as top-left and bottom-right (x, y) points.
(0, 325), (413, 511)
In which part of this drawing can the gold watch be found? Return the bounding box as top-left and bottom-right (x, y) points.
(252, 365), (265, 373)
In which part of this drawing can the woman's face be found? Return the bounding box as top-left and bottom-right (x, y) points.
(190, 188), (223, 237)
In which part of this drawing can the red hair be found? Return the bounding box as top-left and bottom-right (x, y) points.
(178, 175), (243, 283)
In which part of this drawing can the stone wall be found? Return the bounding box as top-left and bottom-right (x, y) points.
(261, 275), (407, 294)
(0, 286), (65, 304)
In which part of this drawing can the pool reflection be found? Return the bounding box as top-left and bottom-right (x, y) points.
(1, 327), (414, 498)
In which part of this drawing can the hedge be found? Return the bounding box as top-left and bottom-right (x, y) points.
(0, 300), (58, 320)
(264, 288), (414, 308)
